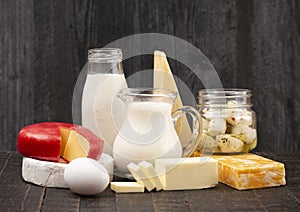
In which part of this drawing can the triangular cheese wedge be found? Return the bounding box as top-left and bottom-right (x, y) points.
(153, 50), (192, 148)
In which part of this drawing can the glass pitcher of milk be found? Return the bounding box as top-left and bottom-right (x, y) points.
(113, 88), (203, 172)
(82, 48), (128, 155)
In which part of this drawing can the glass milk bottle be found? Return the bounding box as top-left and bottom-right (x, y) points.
(82, 48), (128, 155)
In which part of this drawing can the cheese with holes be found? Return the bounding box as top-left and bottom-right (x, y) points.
(138, 161), (163, 191)
(154, 50), (192, 148)
(17, 122), (104, 162)
(212, 154), (286, 190)
(155, 157), (218, 190)
(22, 153), (114, 188)
(127, 162), (155, 192)
(110, 182), (145, 193)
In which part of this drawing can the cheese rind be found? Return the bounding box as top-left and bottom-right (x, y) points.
(138, 161), (163, 191)
(212, 154), (286, 190)
(17, 122), (104, 162)
(110, 182), (144, 193)
(22, 157), (68, 188)
(22, 153), (114, 188)
(155, 157), (218, 190)
(127, 162), (156, 192)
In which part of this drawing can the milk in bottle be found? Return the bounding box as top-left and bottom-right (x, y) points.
(82, 48), (128, 155)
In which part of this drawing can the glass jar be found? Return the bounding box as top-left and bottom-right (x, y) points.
(198, 89), (257, 154)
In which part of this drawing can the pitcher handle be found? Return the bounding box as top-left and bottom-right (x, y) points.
(172, 106), (203, 157)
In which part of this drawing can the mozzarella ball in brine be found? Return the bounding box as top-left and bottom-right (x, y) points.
(207, 118), (227, 136)
(64, 158), (109, 195)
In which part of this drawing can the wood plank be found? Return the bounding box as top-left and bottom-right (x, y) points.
(152, 190), (191, 212)
(80, 188), (117, 212)
(0, 152), (43, 211)
(32, 0), (82, 123)
(240, 0), (300, 153)
(0, 0), (299, 157)
(254, 186), (300, 210)
(0, 0), (34, 151)
(41, 188), (80, 212)
(116, 192), (155, 212)
(0, 152), (11, 176)
(185, 184), (266, 211)
(176, 0), (238, 92)
(21, 185), (45, 212)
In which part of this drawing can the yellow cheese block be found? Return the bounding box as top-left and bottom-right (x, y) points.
(154, 50), (192, 148)
(212, 154), (286, 190)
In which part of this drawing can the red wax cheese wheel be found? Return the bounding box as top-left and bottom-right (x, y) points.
(17, 122), (104, 162)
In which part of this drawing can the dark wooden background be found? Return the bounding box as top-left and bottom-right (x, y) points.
(0, 0), (299, 153)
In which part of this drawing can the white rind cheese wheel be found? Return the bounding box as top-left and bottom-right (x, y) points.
(22, 153), (114, 188)
(22, 157), (68, 188)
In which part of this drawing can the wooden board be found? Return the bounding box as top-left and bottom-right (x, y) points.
(0, 152), (299, 211)
(0, 0), (299, 153)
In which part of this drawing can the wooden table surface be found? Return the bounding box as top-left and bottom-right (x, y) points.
(0, 151), (299, 211)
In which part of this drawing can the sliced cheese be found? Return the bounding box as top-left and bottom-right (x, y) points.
(212, 154), (286, 190)
(63, 131), (90, 162)
(127, 162), (155, 192)
(138, 161), (163, 191)
(22, 157), (68, 188)
(155, 157), (218, 190)
(110, 182), (144, 193)
(154, 50), (192, 148)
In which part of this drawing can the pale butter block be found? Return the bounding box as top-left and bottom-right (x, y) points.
(138, 161), (163, 191)
(207, 117), (227, 136)
(127, 162), (156, 192)
(110, 182), (144, 193)
(98, 153), (114, 182)
(212, 154), (286, 190)
(22, 157), (68, 188)
(155, 157), (218, 190)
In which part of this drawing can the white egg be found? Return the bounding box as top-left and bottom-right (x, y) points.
(64, 158), (109, 195)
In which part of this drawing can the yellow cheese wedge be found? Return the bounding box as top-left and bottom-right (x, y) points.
(59, 128), (71, 155)
(154, 50), (192, 148)
(212, 154), (286, 190)
(63, 131), (90, 162)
